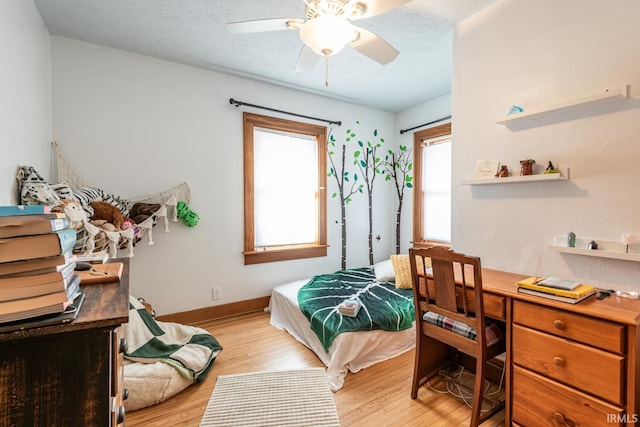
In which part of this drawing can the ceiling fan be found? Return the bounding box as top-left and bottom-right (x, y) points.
(227, 0), (411, 85)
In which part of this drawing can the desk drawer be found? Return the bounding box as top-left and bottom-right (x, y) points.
(458, 289), (505, 320)
(512, 365), (622, 427)
(512, 324), (624, 405)
(513, 299), (624, 353)
(424, 282), (506, 320)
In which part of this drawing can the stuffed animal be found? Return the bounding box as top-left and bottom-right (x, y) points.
(54, 199), (87, 230)
(122, 218), (143, 239)
(129, 202), (161, 225)
(91, 201), (125, 229)
(176, 201), (199, 227)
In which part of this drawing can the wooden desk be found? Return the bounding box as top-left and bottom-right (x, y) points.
(418, 267), (640, 426)
(0, 259), (130, 427)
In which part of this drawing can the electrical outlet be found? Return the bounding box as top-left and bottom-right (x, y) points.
(212, 287), (221, 300)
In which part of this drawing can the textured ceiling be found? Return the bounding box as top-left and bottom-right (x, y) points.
(33, 0), (498, 112)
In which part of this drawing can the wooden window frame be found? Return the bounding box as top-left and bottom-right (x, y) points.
(243, 112), (328, 265)
(412, 122), (452, 249)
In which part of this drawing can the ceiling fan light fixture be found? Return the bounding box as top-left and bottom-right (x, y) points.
(299, 14), (356, 57)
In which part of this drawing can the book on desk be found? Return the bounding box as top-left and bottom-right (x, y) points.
(0, 274), (81, 323)
(0, 260), (77, 302)
(516, 276), (597, 304)
(0, 206), (82, 324)
(0, 227), (76, 263)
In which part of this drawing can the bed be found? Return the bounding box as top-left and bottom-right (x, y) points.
(268, 258), (420, 391)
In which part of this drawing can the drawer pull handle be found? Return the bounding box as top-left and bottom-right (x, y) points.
(116, 405), (125, 424)
(119, 338), (128, 354)
(552, 412), (565, 424)
(552, 411), (576, 427)
(553, 320), (566, 330)
(553, 356), (565, 367)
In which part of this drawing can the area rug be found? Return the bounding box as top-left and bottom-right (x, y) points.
(199, 367), (341, 426)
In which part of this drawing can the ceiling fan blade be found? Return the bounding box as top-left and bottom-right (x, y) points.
(295, 45), (320, 72)
(349, 26), (399, 64)
(350, 0), (412, 20)
(226, 18), (304, 33)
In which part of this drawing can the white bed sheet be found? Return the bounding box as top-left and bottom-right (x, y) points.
(268, 279), (415, 391)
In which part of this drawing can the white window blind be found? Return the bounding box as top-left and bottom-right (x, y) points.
(253, 128), (318, 247)
(422, 135), (451, 242)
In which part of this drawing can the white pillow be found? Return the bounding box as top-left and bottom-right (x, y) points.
(374, 259), (395, 282)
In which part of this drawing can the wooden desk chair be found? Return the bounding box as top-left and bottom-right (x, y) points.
(409, 246), (505, 427)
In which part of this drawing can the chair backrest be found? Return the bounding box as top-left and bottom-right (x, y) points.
(409, 246), (488, 355)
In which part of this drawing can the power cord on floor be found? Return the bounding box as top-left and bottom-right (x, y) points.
(426, 360), (506, 413)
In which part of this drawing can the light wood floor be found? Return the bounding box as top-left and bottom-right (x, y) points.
(125, 311), (505, 427)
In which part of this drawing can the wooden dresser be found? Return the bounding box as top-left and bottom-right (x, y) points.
(0, 259), (130, 427)
(419, 267), (640, 426)
(510, 298), (638, 426)
(477, 269), (640, 427)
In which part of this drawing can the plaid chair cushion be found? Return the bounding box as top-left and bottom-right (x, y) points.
(422, 311), (503, 346)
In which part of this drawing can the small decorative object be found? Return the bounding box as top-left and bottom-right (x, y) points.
(567, 231), (576, 248)
(545, 161), (560, 174)
(621, 232), (638, 253)
(588, 240), (598, 250)
(176, 201), (199, 227)
(616, 290), (639, 299)
(495, 165), (509, 178)
(519, 159), (535, 176)
(507, 105), (523, 115)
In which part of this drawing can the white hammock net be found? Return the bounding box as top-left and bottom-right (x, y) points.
(44, 141), (191, 258)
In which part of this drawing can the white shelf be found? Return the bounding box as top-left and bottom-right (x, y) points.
(549, 235), (640, 262)
(462, 166), (569, 185)
(497, 84), (636, 125)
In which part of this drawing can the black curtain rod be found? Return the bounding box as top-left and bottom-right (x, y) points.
(399, 115), (451, 134)
(229, 98), (342, 126)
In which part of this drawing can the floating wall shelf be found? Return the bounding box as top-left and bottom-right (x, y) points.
(497, 83), (638, 125)
(462, 166), (569, 185)
(549, 235), (640, 262)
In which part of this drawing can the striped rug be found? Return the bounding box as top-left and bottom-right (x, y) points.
(199, 368), (341, 426)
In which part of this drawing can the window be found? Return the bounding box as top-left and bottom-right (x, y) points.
(412, 122), (452, 247)
(243, 112), (327, 264)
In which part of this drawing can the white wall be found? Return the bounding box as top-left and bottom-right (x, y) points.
(453, 0), (640, 289)
(50, 37), (397, 315)
(0, 0), (51, 204)
(394, 94), (452, 254)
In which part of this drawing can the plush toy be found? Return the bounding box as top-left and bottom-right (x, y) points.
(54, 199), (87, 230)
(129, 202), (161, 225)
(122, 218), (143, 239)
(91, 201), (125, 229)
(176, 201), (199, 227)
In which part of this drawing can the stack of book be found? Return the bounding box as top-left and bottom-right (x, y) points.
(0, 205), (82, 324)
(516, 276), (597, 304)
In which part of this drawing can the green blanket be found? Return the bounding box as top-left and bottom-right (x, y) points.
(298, 267), (415, 352)
(124, 296), (223, 382)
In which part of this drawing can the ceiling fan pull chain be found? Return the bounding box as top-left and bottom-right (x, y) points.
(325, 54), (330, 87)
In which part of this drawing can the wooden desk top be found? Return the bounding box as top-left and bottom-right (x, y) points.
(479, 267), (640, 326)
(0, 258), (129, 342)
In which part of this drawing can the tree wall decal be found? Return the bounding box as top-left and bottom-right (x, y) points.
(328, 132), (363, 269)
(350, 122), (385, 266)
(385, 145), (413, 254)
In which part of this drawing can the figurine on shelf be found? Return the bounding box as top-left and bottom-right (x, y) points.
(495, 165), (509, 178)
(545, 161), (560, 174)
(520, 159), (535, 176)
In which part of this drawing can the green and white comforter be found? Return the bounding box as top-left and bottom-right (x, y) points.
(298, 267), (415, 352)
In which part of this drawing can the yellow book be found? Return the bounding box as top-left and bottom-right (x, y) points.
(516, 277), (596, 299)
